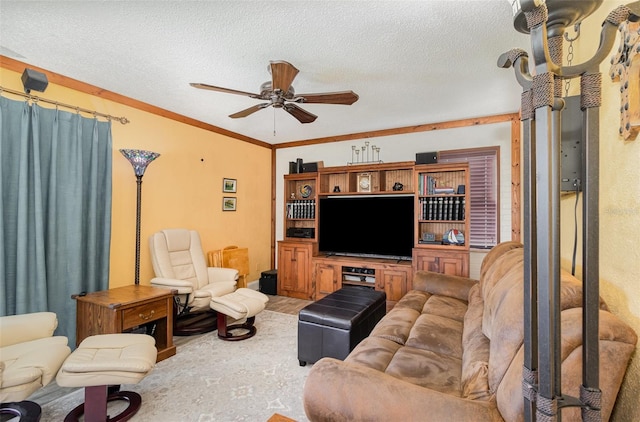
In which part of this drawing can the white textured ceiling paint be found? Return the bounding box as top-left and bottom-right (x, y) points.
(0, 0), (531, 143)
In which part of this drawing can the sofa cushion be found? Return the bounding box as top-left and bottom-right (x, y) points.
(406, 313), (463, 358)
(354, 287), (467, 396)
(423, 294), (467, 322)
(386, 346), (462, 396)
(347, 336), (463, 396)
(484, 263), (525, 392)
(481, 248), (524, 307)
(478, 241), (523, 284)
(461, 283), (491, 400)
(368, 290), (426, 344)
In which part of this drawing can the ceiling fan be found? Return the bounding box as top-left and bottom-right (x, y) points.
(190, 60), (359, 124)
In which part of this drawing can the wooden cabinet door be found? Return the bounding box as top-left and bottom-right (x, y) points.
(378, 268), (409, 307)
(439, 256), (464, 275)
(314, 262), (339, 300)
(278, 243), (312, 300)
(413, 249), (469, 277)
(414, 253), (440, 273)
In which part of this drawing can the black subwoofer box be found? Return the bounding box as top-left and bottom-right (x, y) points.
(416, 151), (438, 164)
(259, 269), (278, 295)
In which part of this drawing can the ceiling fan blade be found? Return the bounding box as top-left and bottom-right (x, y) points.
(295, 90), (359, 105)
(190, 83), (260, 98)
(283, 103), (317, 124)
(229, 103), (271, 118)
(270, 61), (299, 93)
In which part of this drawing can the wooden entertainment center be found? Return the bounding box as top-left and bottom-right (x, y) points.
(277, 161), (470, 309)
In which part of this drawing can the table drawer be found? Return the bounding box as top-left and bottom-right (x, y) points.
(122, 300), (167, 330)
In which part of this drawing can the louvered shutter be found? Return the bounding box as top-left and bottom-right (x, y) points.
(439, 148), (499, 248)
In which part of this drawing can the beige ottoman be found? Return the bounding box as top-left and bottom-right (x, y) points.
(56, 334), (157, 422)
(210, 288), (269, 340)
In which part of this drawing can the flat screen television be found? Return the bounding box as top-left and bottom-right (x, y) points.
(318, 195), (414, 260)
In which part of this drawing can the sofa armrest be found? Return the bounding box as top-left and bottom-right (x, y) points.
(0, 312), (58, 348)
(412, 271), (478, 301)
(304, 358), (502, 422)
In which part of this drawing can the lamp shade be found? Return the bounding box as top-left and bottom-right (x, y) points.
(119, 149), (160, 177)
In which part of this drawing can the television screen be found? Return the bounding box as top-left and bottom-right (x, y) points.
(318, 195), (414, 260)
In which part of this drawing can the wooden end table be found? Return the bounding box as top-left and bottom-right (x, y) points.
(73, 285), (176, 362)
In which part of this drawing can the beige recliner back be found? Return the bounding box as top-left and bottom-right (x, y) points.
(150, 229), (210, 290)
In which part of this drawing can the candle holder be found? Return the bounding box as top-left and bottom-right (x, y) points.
(347, 142), (383, 165)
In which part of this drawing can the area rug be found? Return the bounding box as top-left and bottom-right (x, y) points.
(41, 310), (311, 421)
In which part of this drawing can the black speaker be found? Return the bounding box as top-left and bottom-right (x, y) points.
(21, 69), (48, 93)
(416, 151), (438, 164)
(259, 270), (277, 295)
(289, 161), (298, 174)
(301, 162), (318, 173)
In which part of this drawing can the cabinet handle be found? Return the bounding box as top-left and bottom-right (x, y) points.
(138, 310), (155, 320)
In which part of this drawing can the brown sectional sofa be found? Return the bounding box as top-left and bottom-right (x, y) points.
(303, 242), (637, 421)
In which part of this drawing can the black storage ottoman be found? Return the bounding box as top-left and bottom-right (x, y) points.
(297, 286), (386, 366)
(259, 270), (277, 295)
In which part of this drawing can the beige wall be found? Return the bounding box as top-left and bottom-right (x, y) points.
(0, 67), (273, 288)
(558, 2), (639, 420)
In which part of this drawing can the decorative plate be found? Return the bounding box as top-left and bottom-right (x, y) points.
(300, 184), (312, 198)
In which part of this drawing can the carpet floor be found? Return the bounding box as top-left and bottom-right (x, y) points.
(40, 310), (311, 422)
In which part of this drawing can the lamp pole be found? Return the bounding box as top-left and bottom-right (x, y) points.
(120, 149), (160, 285)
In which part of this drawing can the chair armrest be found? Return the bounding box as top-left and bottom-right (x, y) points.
(0, 337), (71, 388)
(412, 271), (478, 302)
(304, 358), (501, 421)
(207, 267), (239, 283)
(0, 312), (58, 348)
(150, 277), (194, 295)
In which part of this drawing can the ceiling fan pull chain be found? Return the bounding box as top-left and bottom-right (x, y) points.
(273, 107), (277, 136)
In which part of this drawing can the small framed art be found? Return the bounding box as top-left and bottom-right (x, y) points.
(223, 178), (237, 193)
(223, 197), (237, 211)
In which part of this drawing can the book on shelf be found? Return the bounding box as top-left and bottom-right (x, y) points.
(454, 197), (460, 221)
(287, 199), (315, 219)
(434, 187), (455, 194)
(428, 197), (434, 220)
(419, 175), (437, 195)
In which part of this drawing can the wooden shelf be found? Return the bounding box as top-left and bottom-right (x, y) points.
(318, 161), (415, 195)
(415, 163), (470, 252)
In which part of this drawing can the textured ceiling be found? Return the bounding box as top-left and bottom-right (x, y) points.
(0, 1), (532, 144)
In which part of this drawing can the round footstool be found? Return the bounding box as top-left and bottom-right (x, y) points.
(56, 333), (157, 422)
(210, 288), (269, 341)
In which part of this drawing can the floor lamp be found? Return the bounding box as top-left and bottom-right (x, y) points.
(120, 149), (160, 285)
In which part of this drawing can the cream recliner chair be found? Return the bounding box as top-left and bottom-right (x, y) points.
(0, 312), (71, 420)
(149, 228), (239, 335)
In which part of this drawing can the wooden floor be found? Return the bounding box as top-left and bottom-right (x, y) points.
(265, 293), (312, 315)
(31, 294), (311, 405)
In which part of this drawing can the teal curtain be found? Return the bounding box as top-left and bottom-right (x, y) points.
(0, 96), (112, 346)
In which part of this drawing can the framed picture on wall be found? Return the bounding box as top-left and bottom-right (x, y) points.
(223, 178), (237, 193)
(223, 197), (237, 211)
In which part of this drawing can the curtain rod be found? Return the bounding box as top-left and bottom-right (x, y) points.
(0, 85), (130, 124)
